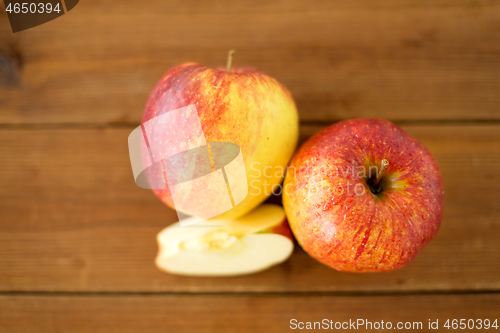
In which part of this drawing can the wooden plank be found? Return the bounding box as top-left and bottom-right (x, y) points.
(0, 124), (499, 292)
(0, 293), (499, 333)
(1, 1), (500, 124)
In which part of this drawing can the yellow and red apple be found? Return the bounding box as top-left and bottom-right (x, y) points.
(142, 62), (298, 220)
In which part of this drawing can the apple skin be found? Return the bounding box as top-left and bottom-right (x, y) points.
(271, 219), (294, 242)
(142, 63), (298, 219)
(283, 119), (444, 272)
(259, 218), (294, 242)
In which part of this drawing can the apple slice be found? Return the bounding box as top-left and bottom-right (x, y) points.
(155, 204), (294, 276)
(156, 233), (292, 276)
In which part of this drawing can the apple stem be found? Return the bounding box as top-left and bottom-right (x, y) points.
(372, 159), (389, 190)
(226, 49), (235, 72)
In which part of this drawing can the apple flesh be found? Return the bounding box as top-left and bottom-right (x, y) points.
(156, 204), (294, 276)
(283, 119), (444, 272)
(142, 63), (298, 220)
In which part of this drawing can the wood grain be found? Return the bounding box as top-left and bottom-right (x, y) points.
(0, 293), (499, 333)
(0, 124), (498, 292)
(1, 0), (500, 124)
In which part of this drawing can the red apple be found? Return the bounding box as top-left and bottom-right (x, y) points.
(283, 118), (444, 272)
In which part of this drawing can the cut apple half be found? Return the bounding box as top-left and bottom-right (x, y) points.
(155, 204), (294, 276)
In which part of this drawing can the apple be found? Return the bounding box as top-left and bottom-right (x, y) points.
(155, 204), (294, 276)
(141, 53), (298, 220)
(282, 118), (444, 272)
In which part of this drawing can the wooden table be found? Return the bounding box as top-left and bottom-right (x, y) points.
(1, 1), (499, 332)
